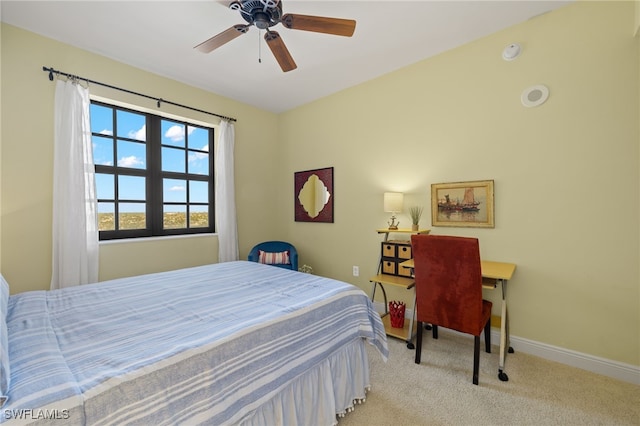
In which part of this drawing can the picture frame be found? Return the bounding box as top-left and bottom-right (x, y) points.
(294, 167), (334, 223)
(431, 180), (494, 228)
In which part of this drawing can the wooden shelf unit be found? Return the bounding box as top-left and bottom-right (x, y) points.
(376, 228), (430, 241)
(370, 228), (429, 348)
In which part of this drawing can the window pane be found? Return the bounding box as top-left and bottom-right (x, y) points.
(119, 202), (146, 230)
(91, 100), (214, 239)
(164, 178), (186, 203)
(95, 173), (115, 199)
(188, 151), (209, 176)
(161, 120), (186, 147)
(98, 202), (115, 231)
(90, 104), (113, 136)
(162, 147), (185, 173)
(187, 126), (208, 150)
(117, 110), (146, 141)
(118, 175), (145, 201)
(190, 205), (208, 228)
(189, 181), (208, 203)
(163, 204), (186, 229)
(93, 135), (114, 166)
(117, 140), (146, 169)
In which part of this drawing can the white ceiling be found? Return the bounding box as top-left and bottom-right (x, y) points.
(1, 1), (572, 114)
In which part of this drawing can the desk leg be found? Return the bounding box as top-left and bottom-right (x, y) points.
(498, 279), (511, 382)
(370, 281), (377, 306)
(370, 281), (389, 315)
(405, 292), (416, 350)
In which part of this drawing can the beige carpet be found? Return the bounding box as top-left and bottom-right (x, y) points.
(338, 331), (640, 426)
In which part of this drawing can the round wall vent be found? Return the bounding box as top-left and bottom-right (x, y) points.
(521, 85), (549, 107)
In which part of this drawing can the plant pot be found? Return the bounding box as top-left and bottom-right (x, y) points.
(411, 224), (419, 231)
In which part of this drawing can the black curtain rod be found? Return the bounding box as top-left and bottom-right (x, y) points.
(42, 66), (237, 122)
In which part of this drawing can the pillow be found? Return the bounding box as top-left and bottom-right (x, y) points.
(258, 250), (291, 265)
(0, 275), (10, 407)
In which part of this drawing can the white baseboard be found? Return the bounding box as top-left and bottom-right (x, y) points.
(374, 303), (640, 385)
(501, 332), (640, 385)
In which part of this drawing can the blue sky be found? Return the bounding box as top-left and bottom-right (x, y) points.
(90, 104), (210, 215)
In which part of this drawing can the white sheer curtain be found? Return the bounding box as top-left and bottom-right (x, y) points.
(215, 120), (239, 262)
(50, 79), (99, 290)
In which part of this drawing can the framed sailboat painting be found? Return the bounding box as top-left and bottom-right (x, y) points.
(431, 180), (495, 228)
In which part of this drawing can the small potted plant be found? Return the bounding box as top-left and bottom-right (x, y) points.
(298, 264), (313, 274)
(409, 206), (424, 231)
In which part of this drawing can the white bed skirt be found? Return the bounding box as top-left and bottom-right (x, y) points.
(238, 338), (371, 426)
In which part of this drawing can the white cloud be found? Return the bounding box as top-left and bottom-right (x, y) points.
(170, 185), (185, 191)
(187, 143), (210, 163)
(128, 124), (146, 141)
(118, 155), (143, 168)
(188, 151), (208, 162)
(165, 125), (195, 143)
(99, 129), (113, 136)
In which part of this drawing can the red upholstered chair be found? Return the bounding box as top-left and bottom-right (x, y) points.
(410, 234), (492, 385)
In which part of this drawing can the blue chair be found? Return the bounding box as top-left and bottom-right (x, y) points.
(248, 241), (299, 271)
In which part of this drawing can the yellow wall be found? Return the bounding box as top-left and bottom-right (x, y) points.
(0, 24), (283, 292)
(636, 0), (640, 36)
(0, 1), (638, 368)
(0, 19), (3, 275)
(278, 1), (639, 366)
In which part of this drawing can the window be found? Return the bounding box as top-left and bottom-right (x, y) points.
(90, 101), (214, 240)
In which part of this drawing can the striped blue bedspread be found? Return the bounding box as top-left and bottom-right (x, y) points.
(3, 261), (387, 425)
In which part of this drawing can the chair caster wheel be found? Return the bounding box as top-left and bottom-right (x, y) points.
(498, 371), (509, 382)
(508, 347), (514, 354)
(406, 342), (415, 349)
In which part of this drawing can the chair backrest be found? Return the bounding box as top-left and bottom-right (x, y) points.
(410, 234), (484, 335)
(247, 241), (299, 271)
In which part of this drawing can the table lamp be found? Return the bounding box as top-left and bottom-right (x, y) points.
(384, 192), (403, 230)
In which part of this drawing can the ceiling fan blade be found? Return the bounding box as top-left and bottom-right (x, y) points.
(264, 31), (297, 72)
(281, 14), (356, 37)
(194, 24), (249, 53)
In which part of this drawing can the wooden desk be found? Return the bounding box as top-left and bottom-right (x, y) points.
(399, 258), (517, 382)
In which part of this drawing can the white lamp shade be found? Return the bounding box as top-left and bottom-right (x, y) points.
(384, 192), (404, 213)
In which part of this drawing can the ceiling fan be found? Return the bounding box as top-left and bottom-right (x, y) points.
(195, 0), (356, 72)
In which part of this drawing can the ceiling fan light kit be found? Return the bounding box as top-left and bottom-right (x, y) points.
(195, 0), (357, 72)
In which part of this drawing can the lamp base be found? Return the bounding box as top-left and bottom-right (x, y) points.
(388, 215), (399, 230)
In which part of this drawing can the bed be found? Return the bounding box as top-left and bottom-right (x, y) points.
(0, 260), (388, 425)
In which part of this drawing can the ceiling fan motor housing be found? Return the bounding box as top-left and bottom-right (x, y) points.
(230, 0), (283, 29)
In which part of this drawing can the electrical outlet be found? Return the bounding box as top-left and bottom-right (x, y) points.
(352, 266), (359, 277)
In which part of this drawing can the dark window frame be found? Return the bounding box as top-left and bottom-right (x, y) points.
(92, 100), (215, 240)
